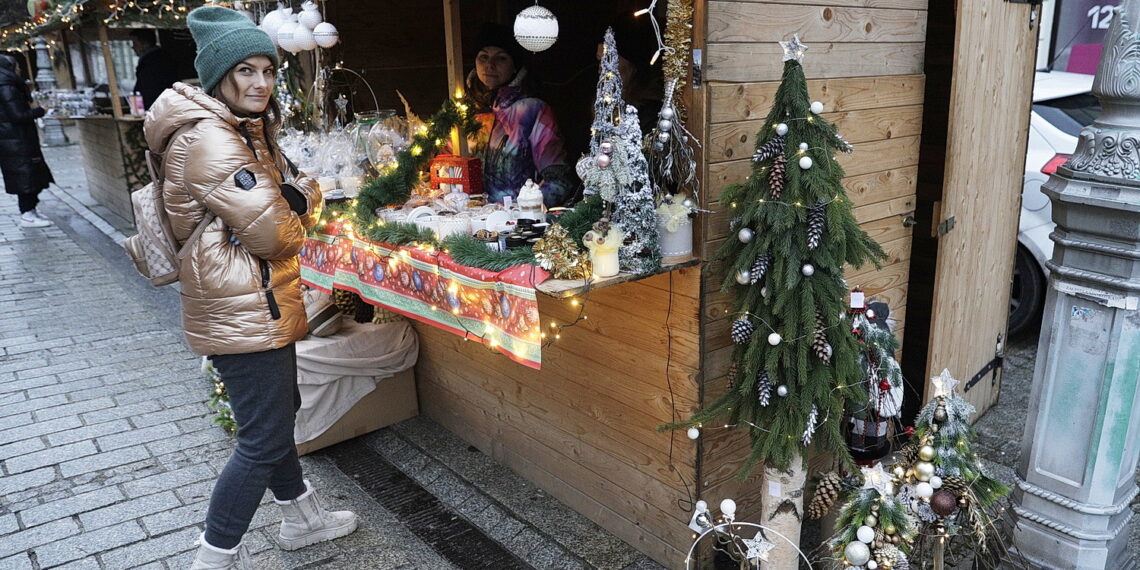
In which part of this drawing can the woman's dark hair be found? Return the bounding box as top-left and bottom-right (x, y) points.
(211, 68), (283, 156)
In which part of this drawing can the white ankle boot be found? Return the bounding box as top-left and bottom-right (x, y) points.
(189, 533), (252, 570)
(273, 479), (358, 551)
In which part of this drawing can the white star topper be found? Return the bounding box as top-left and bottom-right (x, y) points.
(931, 368), (960, 398)
(861, 462), (893, 496)
(779, 34), (808, 62)
(743, 533), (776, 561)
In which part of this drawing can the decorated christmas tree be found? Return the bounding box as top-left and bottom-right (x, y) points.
(828, 463), (917, 569)
(665, 35), (885, 475)
(577, 27), (627, 203)
(611, 103), (661, 273)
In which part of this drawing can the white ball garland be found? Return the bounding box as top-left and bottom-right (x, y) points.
(801, 263), (815, 276)
(737, 228), (754, 243)
(799, 156), (813, 169)
(776, 384), (788, 397)
(798, 142), (809, 151)
(775, 122), (789, 136)
(687, 427), (700, 440)
(930, 476), (943, 489)
(767, 332), (782, 346)
(810, 101), (824, 114)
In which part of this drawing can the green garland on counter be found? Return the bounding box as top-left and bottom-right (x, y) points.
(442, 234), (536, 271)
(352, 98), (482, 223)
(362, 221), (439, 247)
(554, 193), (605, 248)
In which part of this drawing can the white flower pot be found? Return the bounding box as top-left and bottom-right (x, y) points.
(657, 214), (693, 259)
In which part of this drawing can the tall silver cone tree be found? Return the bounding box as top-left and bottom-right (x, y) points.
(665, 57), (885, 475)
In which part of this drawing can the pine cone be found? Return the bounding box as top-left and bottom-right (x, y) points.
(757, 371), (771, 406)
(731, 317), (755, 345)
(750, 253), (771, 284)
(812, 310), (831, 364)
(875, 544), (901, 567)
(806, 471), (842, 519)
(332, 288), (357, 314)
(940, 475), (969, 496)
(727, 362), (739, 391)
(807, 201), (826, 250)
(751, 135), (784, 162)
(769, 152), (786, 200)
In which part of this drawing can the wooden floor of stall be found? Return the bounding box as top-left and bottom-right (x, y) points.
(413, 267), (702, 566)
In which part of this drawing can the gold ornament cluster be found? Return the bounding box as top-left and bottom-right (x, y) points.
(663, 0), (694, 121)
(533, 225), (592, 280)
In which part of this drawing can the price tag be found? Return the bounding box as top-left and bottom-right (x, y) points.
(850, 290), (865, 309)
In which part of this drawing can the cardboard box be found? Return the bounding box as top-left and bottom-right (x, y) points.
(296, 368), (418, 456)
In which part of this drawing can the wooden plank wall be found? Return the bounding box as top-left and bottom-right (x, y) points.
(414, 267), (702, 569)
(697, 0), (928, 507)
(76, 118), (134, 223)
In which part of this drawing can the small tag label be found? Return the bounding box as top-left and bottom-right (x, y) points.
(850, 290), (865, 309)
(768, 481), (781, 497)
(235, 169), (256, 190)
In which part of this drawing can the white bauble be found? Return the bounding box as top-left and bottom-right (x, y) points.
(776, 384), (788, 397)
(737, 227), (754, 243)
(687, 427), (700, 440)
(801, 263), (815, 276)
(916, 482), (934, 498)
(930, 475), (943, 489)
(868, 561), (879, 569)
(276, 21), (299, 53)
(735, 270), (751, 285)
(767, 332), (782, 346)
(260, 7), (287, 42)
(298, 1), (323, 29)
(293, 24), (317, 51)
(799, 156), (813, 169)
(810, 101), (824, 114)
(719, 498), (737, 516)
(513, 5), (559, 52)
(844, 541), (871, 566)
(313, 22), (339, 48)
(660, 106), (675, 120)
(798, 142), (809, 151)
(775, 122), (788, 136)
(856, 525), (875, 544)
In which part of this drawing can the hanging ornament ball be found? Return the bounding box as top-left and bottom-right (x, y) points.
(735, 269), (751, 285)
(720, 498), (737, 516)
(687, 427), (700, 440)
(799, 156), (814, 169)
(930, 476), (943, 489)
(658, 119), (673, 131)
(866, 308), (876, 320)
(810, 101), (824, 114)
(660, 106), (676, 120)
(856, 526), (875, 544)
(801, 263), (815, 276)
(776, 384), (789, 397)
(918, 445), (936, 461)
(298, 1), (323, 29)
(824, 344), (833, 360)
(868, 561), (879, 570)
(600, 141), (613, 154)
(513, 5), (560, 53)
(313, 21), (340, 48)
(276, 20), (300, 54)
(934, 407), (948, 422)
(798, 142), (809, 151)
(596, 153), (612, 168)
(864, 514), (878, 527)
(737, 227), (754, 243)
(878, 380), (891, 391)
(682, 199), (694, 209)
(776, 123), (789, 136)
(915, 482), (934, 499)
(844, 541), (871, 566)
(768, 332), (782, 346)
(931, 491), (959, 517)
(657, 132), (670, 143)
(915, 461), (935, 481)
(260, 7), (288, 43)
(292, 24), (317, 51)
(760, 286), (769, 298)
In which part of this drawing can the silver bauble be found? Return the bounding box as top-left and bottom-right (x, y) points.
(844, 541), (871, 566)
(735, 270), (751, 285)
(776, 122), (789, 136)
(596, 154), (612, 168)
(737, 228), (754, 243)
(799, 156), (814, 169)
(801, 263), (815, 276)
(864, 514), (878, 527)
(659, 106), (675, 120)
(776, 384), (788, 397)
(658, 119), (673, 131)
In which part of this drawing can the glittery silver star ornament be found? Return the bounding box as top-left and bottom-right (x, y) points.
(743, 533), (776, 561)
(861, 462), (894, 497)
(931, 368), (960, 398)
(779, 34), (808, 63)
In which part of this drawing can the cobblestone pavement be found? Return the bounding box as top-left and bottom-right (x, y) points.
(0, 140), (662, 570)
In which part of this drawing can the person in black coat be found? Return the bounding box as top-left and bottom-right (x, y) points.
(0, 54), (54, 228)
(130, 29), (179, 110)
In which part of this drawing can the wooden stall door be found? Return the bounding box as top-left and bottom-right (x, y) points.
(923, 0), (1038, 414)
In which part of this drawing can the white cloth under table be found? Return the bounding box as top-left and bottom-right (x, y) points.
(294, 319), (418, 445)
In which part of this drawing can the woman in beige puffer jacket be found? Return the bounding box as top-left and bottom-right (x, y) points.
(148, 8), (358, 569)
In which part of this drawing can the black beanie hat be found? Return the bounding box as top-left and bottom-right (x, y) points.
(473, 23), (527, 69)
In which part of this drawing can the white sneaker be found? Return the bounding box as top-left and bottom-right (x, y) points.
(19, 211), (51, 228)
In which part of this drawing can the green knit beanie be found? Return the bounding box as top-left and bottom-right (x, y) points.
(187, 6), (279, 94)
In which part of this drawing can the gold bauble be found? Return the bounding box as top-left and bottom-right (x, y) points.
(915, 461), (935, 481)
(918, 445), (936, 461)
(864, 514), (878, 527)
(883, 524), (896, 535)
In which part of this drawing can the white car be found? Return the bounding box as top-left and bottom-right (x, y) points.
(1011, 71), (1098, 336)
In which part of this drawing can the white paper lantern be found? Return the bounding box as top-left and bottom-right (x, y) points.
(277, 20), (299, 54)
(313, 21), (339, 48)
(298, 0), (323, 29)
(293, 24), (317, 51)
(513, 5), (559, 53)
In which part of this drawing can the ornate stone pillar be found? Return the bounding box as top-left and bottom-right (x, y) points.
(33, 37), (68, 146)
(1011, 3), (1140, 568)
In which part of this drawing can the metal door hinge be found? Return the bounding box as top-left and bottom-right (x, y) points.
(964, 335), (1005, 393)
(936, 216), (956, 237)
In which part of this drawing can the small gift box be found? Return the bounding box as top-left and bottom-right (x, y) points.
(429, 155), (484, 195)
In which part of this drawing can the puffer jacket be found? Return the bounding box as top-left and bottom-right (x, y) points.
(0, 67), (53, 196)
(144, 83), (323, 356)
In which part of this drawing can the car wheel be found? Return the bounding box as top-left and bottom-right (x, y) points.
(1009, 244), (1046, 337)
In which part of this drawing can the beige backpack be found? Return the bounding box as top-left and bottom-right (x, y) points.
(124, 122), (215, 286)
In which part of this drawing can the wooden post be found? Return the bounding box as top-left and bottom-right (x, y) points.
(761, 460), (806, 568)
(442, 0), (467, 156)
(97, 23), (123, 119)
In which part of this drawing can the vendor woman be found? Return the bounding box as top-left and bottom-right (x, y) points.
(466, 24), (575, 208)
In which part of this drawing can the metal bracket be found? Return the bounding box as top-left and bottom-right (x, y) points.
(965, 334), (1005, 393)
(936, 216), (957, 237)
(692, 49), (703, 90)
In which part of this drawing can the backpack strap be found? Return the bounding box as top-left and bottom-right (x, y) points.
(150, 122), (217, 260)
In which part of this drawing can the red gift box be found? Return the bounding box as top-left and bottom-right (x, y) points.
(429, 155), (484, 195)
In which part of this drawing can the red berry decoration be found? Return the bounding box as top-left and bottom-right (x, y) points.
(879, 380), (891, 391)
(931, 490), (958, 517)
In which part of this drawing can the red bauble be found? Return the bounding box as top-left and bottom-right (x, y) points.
(879, 380), (891, 391)
(931, 491), (958, 517)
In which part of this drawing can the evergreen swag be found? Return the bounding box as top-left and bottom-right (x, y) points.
(663, 52), (886, 475)
(353, 98), (481, 223)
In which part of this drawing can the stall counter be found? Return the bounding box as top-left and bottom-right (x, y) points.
(74, 115), (148, 225)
